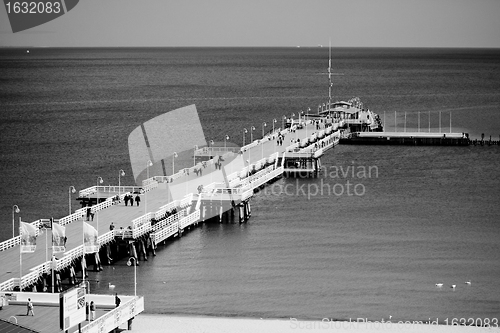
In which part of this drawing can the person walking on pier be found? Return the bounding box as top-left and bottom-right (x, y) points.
(26, 298), (34, 316)
(89, 301), (96, 321)
(124, 195), (129, 206)
(135, 194), (141, 206)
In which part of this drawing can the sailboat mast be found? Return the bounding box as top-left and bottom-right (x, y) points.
(328, 40), (332, 107)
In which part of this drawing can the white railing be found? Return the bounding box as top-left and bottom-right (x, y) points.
(79, 186), (97, 198)
(132, 212), (154, 229)
(0, 278), (16, 291)
(142, 180), (158, 193)
(98, 230), (115, 245)
(153, 175), (172, 183)
(180, 193), (194, 208)
(241, 189), (253, 201)
(153, 221), (179, 244)
(195, 146), (240, 155)
(132, 222), (151, 239)
(142, 177), (156, 186)
(59, 210), (85, 226)
(1, 217), (58, 251)
(56, 245), (83, 271)
(152, 210), (184, 232)
(81, 296), (144, 333)
(79, 185), (141, 198)
(0, 236), (21, 251)
(241, 165), (275, 187)
(159, 200), (180, 214)
(179, 210), (200, 230)
(229, 177), (241, 188)
(245, 166), (283, 191)
(227, 171), (239, 182)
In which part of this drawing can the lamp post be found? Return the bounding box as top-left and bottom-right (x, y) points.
(172, 152), (178, 174)
(383, 111), (386, 132)
(12, 205), (20, 238)
(428, 110), (431, 133)
(127, 257), (137, 296)
(193, 145), (198, 166)
(282, 115), (286, 130)
(96, 176), (103, 233)
(146, 160), (153, 214)
(272, 119), (277, 153)
(261, 122), (267, 158)
(224, 135), (229, 149)
(243, 128), (247, 147)
(118, 169), (125, 196)
(439, 111), (442, 133)
(68, 186), (76, 216)
(450, 111), (452, 134)
(250, 126), (255, 143)
(208, 140), (214, 160)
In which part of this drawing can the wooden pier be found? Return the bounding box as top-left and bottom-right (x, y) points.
(0, 116), (341, 332)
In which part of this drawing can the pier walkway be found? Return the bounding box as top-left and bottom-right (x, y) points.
(0, 118), (341, 297)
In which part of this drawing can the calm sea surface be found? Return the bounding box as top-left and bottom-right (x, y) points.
(1, 47), (499, 322)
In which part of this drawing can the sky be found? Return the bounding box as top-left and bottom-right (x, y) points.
(1, 0), (499, 48)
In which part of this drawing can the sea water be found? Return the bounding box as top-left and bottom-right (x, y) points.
(0, 47), (499, 322)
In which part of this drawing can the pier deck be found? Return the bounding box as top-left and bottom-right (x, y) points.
(1, 118), (341, 296)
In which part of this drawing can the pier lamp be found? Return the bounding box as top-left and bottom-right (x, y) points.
(428, 110), (431, 133)
(224, 135), (229, 149)
(243, 128), (247, 147)
(146, 160), (153, 179)
(12, 205), (20, 238)
(209, 140), (214, 158)
(96, 177), (103, 233)
(118, 170), (125, 196)
(439, 111), (442, 133)
(172, 152), (178, 174)
(261, 122), (267, 158)
(273, 119), (278, 153)
(127, 257), (137, 296)
(145, 160), (153, 213)
(68, 186), (76, 215)
(282, 115), (286, 130)
(250, 126), (255, 142)
(193, 145), (198, 166)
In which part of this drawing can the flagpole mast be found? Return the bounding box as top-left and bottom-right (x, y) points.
(82, 214), (85, 292)
(19, 223), (22, 292)
(51, 218), (54, 293)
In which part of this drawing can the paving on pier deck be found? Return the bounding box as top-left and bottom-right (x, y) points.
(0, 304), (109, 333)
(0, 120), (328, 287)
